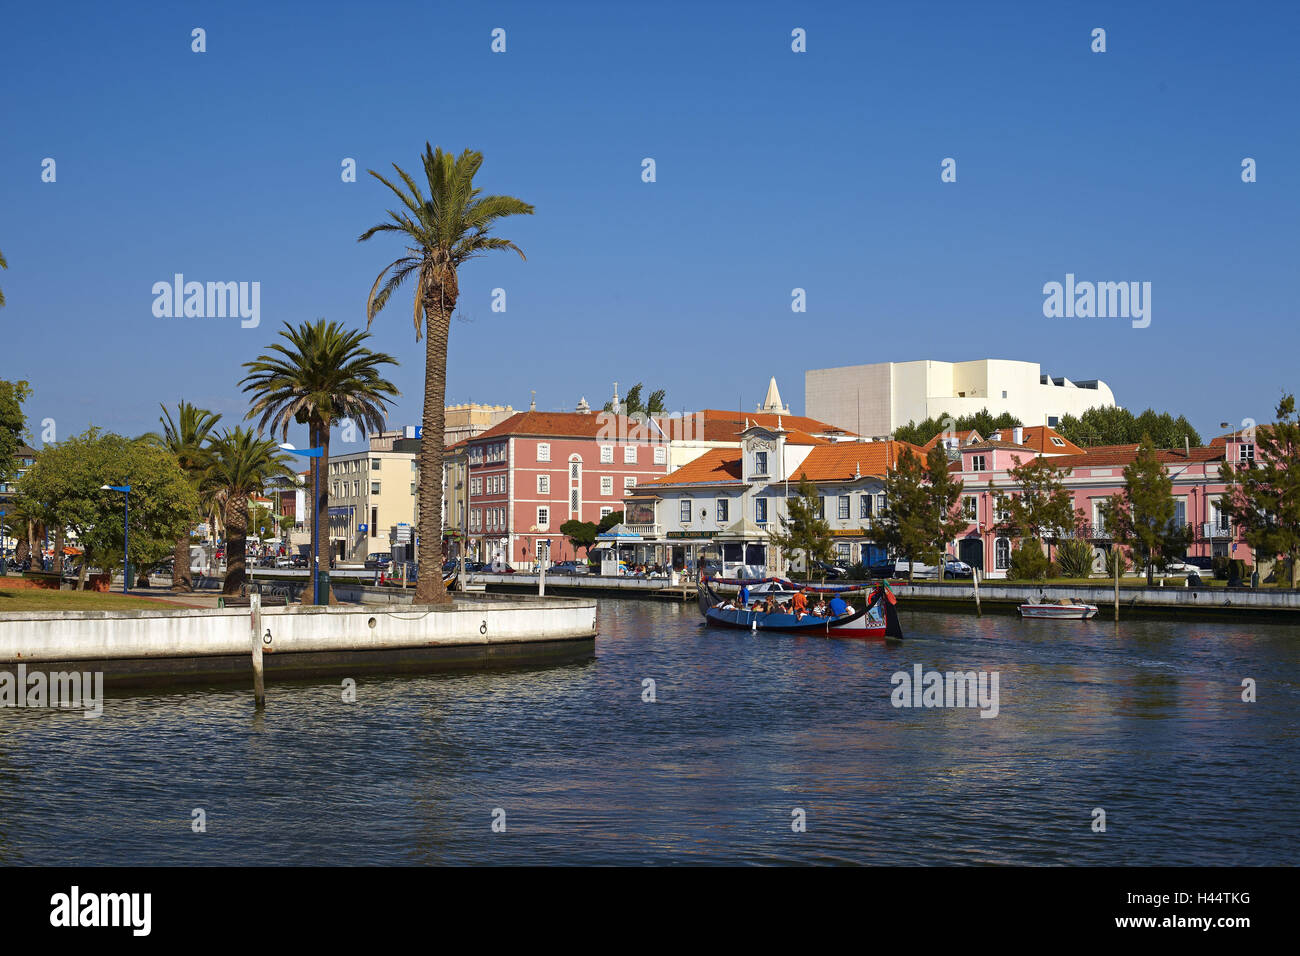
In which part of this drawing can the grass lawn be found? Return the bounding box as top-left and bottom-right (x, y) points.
(0, 587), (200, 613)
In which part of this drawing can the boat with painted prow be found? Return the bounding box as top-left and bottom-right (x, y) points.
(1019, 599), (1099, 620)
(697, 578), (903, 640)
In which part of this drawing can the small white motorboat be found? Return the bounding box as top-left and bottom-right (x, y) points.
(1019, 599), (1099, 620)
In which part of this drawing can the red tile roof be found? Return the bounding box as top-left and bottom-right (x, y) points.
(920, 429), (981, 452)
(1044, 444), (1224, 470)
(471, 411), (653, 441)
(789, 441), (927, 482)
(993, 426), (1086, 456)
(639, 448), (742, 486)
(699, 409), (854, 444)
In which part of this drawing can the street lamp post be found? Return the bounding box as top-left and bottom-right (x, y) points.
(0, 509), (6, 578)
(279, 444), (324, 605)
(100, 484), (131, 594)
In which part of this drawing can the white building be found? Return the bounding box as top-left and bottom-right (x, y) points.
(805, 358), (1117, 437)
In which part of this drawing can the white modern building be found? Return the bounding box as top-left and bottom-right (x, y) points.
(805, 359), (1117, 438)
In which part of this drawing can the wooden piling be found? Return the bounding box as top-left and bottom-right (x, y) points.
(973, 567), (982, 617)
(250, 591), (265, 707)
(1114, 548), (1120, 622)
(538, 558), (546, 597)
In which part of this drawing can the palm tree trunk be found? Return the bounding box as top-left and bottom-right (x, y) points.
(223, 497), (248, 595)
(414, 286), (453, 605)
(317, 418), (334, 604)
(172, 534), (191, 591)
(53, 527), (64, 579)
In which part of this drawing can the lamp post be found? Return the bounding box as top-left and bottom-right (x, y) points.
(100, 484), (131, 593)
(0, 509), (6, 578)
(280, 444), (323, 604)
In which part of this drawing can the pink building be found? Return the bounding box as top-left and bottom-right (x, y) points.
(463, 411), (670, 567)
(945, 427), (1254, 576)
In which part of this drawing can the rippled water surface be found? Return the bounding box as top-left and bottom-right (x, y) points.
(1, 600), (1296, 864)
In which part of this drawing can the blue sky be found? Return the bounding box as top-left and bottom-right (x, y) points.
(3, 0), (1297, 451)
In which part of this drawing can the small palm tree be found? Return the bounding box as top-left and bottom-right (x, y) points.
(155, 401), (222, 591)
(359, 145), (533, 604)
(240, 319), (399, 600)
(202, 428), (293, 595)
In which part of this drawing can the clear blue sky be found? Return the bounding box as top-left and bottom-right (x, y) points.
(3, 0), (1297, 451)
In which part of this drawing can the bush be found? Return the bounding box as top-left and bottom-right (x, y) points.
(1212, 555), (1229, 579)
(1104, 547), (1129, 577)
(1056, 539), (1095, 579)
(1009, 540), (1051, 580)
(846, 561), (870, 581)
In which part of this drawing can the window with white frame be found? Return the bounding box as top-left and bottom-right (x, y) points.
(1239, 443), (1255, 463)
(653, 446), (666, 465)
(860, 494), (873, 519)
(755, 497), (768, 523)
(1051, 437), (1066, 447)
(971, 455), (987, 472)
(600, 446), (613, 464)
(680, 499), (692, 523)
(624, 445), (637, 464)
(371, 482), (381, 494)
(600, 507), (613, 519)
(995, 537), (1010, 570)
(623, 476), (637, 490)
(817, 496), (826, 519)
(837, 495), (850, 520)
(716, 498), (729, 523)
(569, 489), (579, 512)
(963, 496), (977, 520)
(537, 443), (550, 462)
(754, 451), (768, 475)
(537, 507), (549, 528)
(601, 476), (613, 496)
(877, 493), (887, 514)
(537, 474), (549, 494)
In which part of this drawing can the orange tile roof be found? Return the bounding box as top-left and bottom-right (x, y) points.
(640, 448), (742, 486)
(472, 411), (650, 441)
(789, 441), (926, 482)
(920, 429), (981, 452)
(699, 409), (854, 443)
(1044, 444), (1224, 470)
(991, 426), (1086, 456)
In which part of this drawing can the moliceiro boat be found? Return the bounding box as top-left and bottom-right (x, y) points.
(697, 576), (903, 640)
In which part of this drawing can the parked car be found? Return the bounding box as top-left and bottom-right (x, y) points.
(943, 559), (974, 579)
(1159, 559), (1199, 575)
(811, 560), (847, 580)
(1185, 556), (1215, 571)
(364, 552), (393, 571)
(869, 558), (896, 578)
(550, 561), (588, 576)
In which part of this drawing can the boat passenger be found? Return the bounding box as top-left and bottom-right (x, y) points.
(829, 594), (848, 617)
(792, 590), (808, 614)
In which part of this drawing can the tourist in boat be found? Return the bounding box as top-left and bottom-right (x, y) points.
(829, 593), (848, 617)
(792, 589), (808, 615)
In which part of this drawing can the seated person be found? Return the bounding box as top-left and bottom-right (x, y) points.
(829, 594), (848, 617)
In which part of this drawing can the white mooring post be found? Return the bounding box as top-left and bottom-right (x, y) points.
(538, 552), (546, 597)
(250, 591), (265, 707)
(973, 567), (982, 617)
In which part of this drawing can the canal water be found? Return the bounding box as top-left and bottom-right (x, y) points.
(0, 600), (1295, 865)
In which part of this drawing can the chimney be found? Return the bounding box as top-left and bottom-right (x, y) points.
(1185, 435), (1190, 458)
(1012, 426), (1023, 445)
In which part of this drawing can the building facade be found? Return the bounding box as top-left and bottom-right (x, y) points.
(805, 358), (1117, 437)
(326, 449), (419, 562)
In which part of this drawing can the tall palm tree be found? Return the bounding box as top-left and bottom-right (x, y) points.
(0, 248), (7, 307)
(155, 401), (222, 591)
(202, 428), (293, 595)
(359, 145), (533, 604)
(240, 319), (399, 601)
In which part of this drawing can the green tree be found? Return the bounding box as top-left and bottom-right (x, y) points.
(892, 408), (1021, 447)
(0, 379), (31, 487)
(202, 428), (293, 595)
(1221, 394), (1300, 588)
(1057, 405), (1202, 449)
(999, 456), (1080, 566)
(869, 447), (932, 582)
(249, 505), (277, 542)
(241, 319), (399, 602)
(16, 429), (199, 589)
(925, 444), (968, 581)
(153, 401), (222, 591)
(596, 510), (625, 535)
(360, 145), (534, 605)
(560, 519), (598, 559)
(1102, 436), (1184, 585)
(768, 475), (834, 579)
(603, 384), (667, 419)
